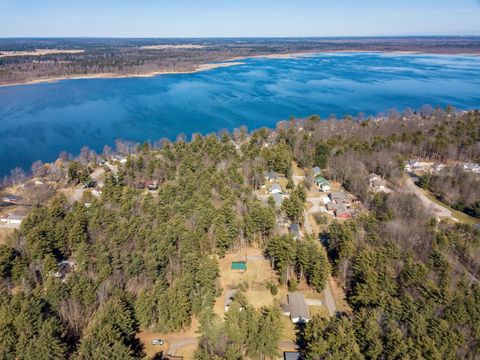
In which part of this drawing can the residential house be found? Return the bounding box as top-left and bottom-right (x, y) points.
(326, 202), (338, 214)
(312, 166), (321, 177)
(224, 289), (238, 312)
(371, 179), (386, 191)
(289, 223), (301, 240)
(368, 173), (381, 184)
(2, 195), (19, 204)
(0, 213), (25, 225)
(287, 292), (310, 323)
(329, 191), (350, 205)
(271, 193), (283, 207)
(431, 162), (447, 174)
(463, 163), (480, 173)
(368, 174), (386, 191)
(335, 204), (352, 219)
(264, 171), (279, 183)
(405, 159), (421, 172)
(269, 183), (282, 195)
(314, 177), (331, 192)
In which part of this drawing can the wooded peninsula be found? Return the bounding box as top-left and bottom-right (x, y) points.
(1, 37), (480, 86)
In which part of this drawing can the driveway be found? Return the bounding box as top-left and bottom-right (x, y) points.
(303, 209), (337, 317)
(404, 177), (452, 218)
(167, 336), (198, 356)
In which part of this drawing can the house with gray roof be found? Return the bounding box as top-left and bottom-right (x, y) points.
(272, 193), (284, 207)
(312, 166), (321, 176)
(287, 292), (310, 323)
(269, 183), (282, 195)
(264, 171), (279, 183)
(329, 191), (349, 202)
(284, 352), (301, 360)
(289, 223), (301, 240)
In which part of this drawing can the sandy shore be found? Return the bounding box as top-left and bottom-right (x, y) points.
(0, 61), (244, 88)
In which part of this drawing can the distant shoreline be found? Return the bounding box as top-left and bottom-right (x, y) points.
(1, 50), (479, 88)
(0, 61), (245, 88)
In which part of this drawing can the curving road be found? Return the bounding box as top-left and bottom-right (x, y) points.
(404, 177), (452, 218)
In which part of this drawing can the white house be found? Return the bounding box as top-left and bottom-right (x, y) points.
(463, 163), (480, 173)
(268, 183), (282, 195)
(0, 214), (25, 225)
(405, 160), (421, 172)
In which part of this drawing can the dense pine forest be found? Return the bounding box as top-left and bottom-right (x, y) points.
(0, 108), (479, 359)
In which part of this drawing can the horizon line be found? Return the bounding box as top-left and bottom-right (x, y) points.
(1, 35), (480, 40)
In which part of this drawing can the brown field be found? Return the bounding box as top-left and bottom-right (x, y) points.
(214, 247), (283, 317)
(175, 344), (197, 359)
(0, 228), (14, 245)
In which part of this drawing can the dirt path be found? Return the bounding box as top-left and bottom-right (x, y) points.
(167, 337), (198, 356)
(302, 206), (338, 317)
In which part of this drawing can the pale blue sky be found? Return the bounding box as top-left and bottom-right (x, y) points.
(1, 0), (480, 37)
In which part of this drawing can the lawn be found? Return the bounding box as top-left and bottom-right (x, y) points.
(214, 247), (282, 317)
(421, 189), (479, 225)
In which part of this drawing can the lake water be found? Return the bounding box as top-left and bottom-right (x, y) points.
(1, 52), (480, 177)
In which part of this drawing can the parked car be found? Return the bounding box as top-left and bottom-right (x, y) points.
(151, 339), (164, 345)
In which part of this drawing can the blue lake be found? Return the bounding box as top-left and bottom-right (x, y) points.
(1, 52), (480, 176)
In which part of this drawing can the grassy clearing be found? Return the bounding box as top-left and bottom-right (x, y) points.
(280, 316), (298, 345)
(214, 247), (282, 317)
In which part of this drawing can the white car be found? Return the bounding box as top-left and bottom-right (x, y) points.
(151, 339), (164, 345)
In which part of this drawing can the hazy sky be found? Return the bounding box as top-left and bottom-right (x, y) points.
(1, 0), (480, 37)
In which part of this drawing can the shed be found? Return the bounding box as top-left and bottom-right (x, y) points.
(288, 292), (310, 323)
(289, 223), (301, 240)
(231, 261), (247, 272)
(284, 352), (301, 360)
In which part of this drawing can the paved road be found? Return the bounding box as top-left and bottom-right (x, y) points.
(323, 279), (337, 317)
(404, 177), (452, 218)
(303, 210), (313, 234)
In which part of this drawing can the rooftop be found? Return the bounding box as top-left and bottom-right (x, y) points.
(330, 191), (348, 201)
(231, 261), (247, 271)
(288, 292), (310, 321)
